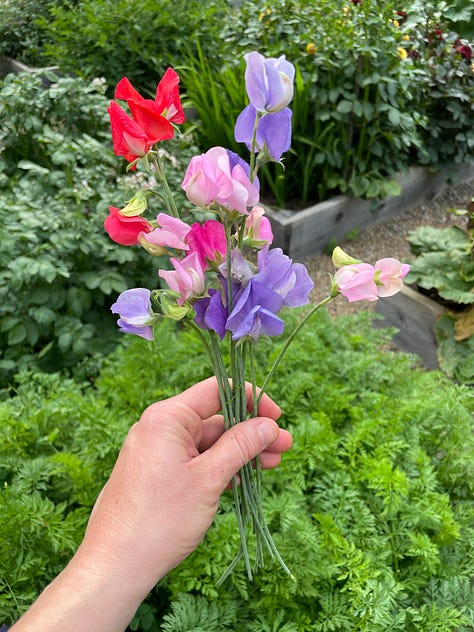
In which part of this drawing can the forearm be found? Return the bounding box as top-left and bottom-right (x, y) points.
(9, 548), (152, 632)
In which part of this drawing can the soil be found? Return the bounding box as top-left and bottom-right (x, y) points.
(303, 178), (474, 317)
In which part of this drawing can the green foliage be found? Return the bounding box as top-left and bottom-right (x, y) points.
(406, 219), (474, 384)
(3, 310), (473, 629)
(435, 314), (474, 385)
(406, 225), (474, 304)
(186, 0), (424, 207)
(182, 0), (473, 207)
(0, 71), (195, 387)
(0, 0), (63, 66)
(158, 311), (474, 631)
(38, 0), (231, 95)
(0, 371), (128, 622)
(402, 3), (474, 166)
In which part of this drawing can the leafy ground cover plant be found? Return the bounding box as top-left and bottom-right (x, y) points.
(1, 311), (473, 630)
(406, 198), (474, 384)
(0, 71), (195, 388)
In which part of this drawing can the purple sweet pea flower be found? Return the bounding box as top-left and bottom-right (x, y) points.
(234, 105), (292, 162)
(194, 288), (228, 339)
(254, 247), (314, 306)
(244, 51), (295, 113)
(219, 249), (255, 287)
(226, 280), (284, 340)
(111, 287), (154, 340)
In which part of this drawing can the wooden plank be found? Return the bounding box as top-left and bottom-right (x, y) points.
(374, 285), (446, 369)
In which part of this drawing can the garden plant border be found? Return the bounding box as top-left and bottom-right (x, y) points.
(267, 163), (474, 260)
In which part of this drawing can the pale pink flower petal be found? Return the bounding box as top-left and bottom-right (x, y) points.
(375, 258), (410, 297)
(334, 263), (378, 302)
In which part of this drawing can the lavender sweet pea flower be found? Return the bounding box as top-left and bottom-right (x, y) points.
(226, 280), (284, 340)
(111, 287), (154, 340)
(219, 249), (255, 287)
(244, 51), (295, 113)
(234, 105), (292, 162)
(254, 247), (314, 306)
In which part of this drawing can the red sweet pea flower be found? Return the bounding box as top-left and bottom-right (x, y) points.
(104, 205), (153, 246)
(114, 69), (185, 143)
(108, 101), (154, 167)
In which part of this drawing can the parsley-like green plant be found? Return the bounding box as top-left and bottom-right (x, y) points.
(3, 311), (472, 630)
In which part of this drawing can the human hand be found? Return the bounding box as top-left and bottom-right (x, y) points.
(80, 377), (290, 587)
(11, 377), (291, 632)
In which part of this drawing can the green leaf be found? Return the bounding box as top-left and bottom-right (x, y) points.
(17, 160), (50, 176)
(7, 323), (26, 345)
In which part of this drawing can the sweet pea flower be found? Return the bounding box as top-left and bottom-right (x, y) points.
(181, 147), (259, 214)
(219, 249), (255, 287)
(244, 51), (295, 113)
(194, 288), (228, 340)
(244, 206), (273, 247)
(107, 101), (155, 166)
(186, 219), (227, 269)
(234, 105), (292, 162)
(226, 280), (284, 341)
(143, 213), (191, 251)
(114, 69), (184, 143)
(159, 252), (205, 305)
(254, 247), (314, 307)
(374, 258), (410, 297)
(334, 263), (378, 302)
(104, 205), (153, 245)
(111, 288), (154, 340)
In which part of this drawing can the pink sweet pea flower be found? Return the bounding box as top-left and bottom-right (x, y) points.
(374, 258), (410, 297)
(159, 252), (205, 305)
(181, 147), (259, 214)
(143, 213), (191, 251)
(104, 205), (153, 245)
(244, 205), (274, 247)
(334, 263), (378, 302)
(186, 219), (227, 269)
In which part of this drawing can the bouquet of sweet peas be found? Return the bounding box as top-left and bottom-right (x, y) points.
(104, 52), (409, 582)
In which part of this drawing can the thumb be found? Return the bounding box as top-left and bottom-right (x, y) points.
(202, 417), (279, 488)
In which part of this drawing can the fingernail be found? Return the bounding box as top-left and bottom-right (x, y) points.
(256, 419), (277, 447)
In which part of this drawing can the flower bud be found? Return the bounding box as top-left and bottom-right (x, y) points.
(159, 292), (192, 320)
(119, 190), (148, 217)
(331, 246), (362, 268)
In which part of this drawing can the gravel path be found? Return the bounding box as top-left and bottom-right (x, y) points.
(304, 178), (474, 317)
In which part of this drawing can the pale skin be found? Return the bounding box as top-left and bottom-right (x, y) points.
(10, 377), (292, 632)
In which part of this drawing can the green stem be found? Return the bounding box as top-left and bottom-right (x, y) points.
(152, 153), (180, 219)
(249, 111), (262, 182)
(257, 295), (334, 404)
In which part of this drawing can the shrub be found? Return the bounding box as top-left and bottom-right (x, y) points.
(0, 0), (62, 66)
(0, 71), (194, 387)
(183, 0), (425, 207)
(1, 310), (473, 630)
(401, 3), (474, 167)
(38, 0), (231, 95)
(182, 0), (473, 208)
